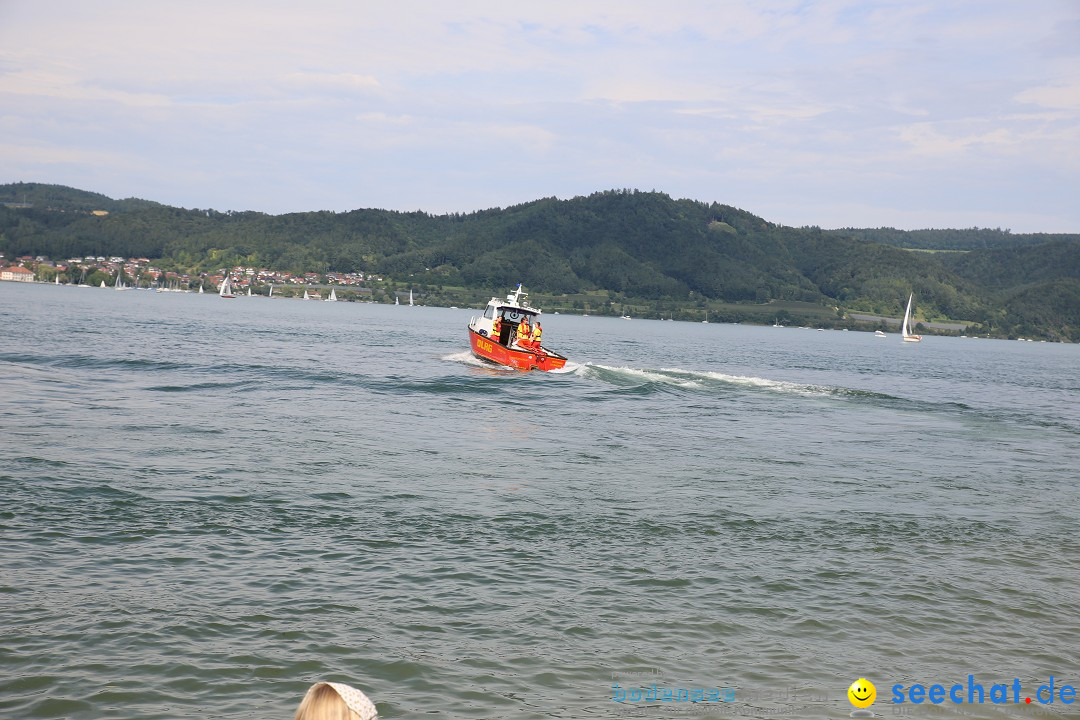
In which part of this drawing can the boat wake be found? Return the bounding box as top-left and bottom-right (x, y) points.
(545, 360), (583, 375)
(441, 351), (515, 371)
(580, 364), (898, 400)
(577, 364), (704, 389)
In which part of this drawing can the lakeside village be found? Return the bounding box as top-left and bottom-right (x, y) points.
(0, 253), (392, 301)
(2, 253), (1056, 341)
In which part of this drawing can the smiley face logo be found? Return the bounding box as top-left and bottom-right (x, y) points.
(848, 678), (876, 709)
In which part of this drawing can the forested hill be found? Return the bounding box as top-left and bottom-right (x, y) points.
(824, 227), (1080, 251)
(2, 182), (1078, 341)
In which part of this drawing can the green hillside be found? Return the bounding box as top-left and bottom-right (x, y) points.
(1, 183), (1077, 341)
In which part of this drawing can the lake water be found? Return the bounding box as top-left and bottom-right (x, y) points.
(2, 282), (1078, 720)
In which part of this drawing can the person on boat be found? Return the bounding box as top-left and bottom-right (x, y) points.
(491, 315), (503, 344)
(516, 317), (532, 349)
(295, 681), (377, 720)
(531, 320), (545, 354)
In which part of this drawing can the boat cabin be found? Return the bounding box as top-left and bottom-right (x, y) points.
(474, 285), (541, 346)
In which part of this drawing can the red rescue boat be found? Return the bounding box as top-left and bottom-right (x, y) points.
(467, 285), (568, 372)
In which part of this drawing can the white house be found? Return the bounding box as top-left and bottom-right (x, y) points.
(1, 266), (35, 282)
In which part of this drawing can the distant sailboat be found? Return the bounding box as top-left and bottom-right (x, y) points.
(100, 279), (106, 288)
(199, 284), (204, 294)
(268, 284), (273, 297)
(55, 275), (60, 285)
(247, 286), (251, 297)
(326, 288), (338, 302)
(303, 289), (310, 300)
(902, 293), (922, 343)
(219, 275), (236, 298)
(702, 310), (709, 324)
(394, 295), (399, 305)
(409, 289), (414, 306)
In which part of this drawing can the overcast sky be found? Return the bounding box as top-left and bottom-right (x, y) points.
(1, 1), (1078, 231)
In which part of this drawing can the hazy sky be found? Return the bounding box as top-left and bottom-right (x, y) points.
(2, 1), (1078, 231)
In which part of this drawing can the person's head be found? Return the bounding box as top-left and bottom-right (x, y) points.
(295, 682), (377, 720)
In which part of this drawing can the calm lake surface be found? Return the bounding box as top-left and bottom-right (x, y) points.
(2, 282), (1078, 719)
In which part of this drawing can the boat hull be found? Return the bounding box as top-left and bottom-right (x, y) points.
(468, 328), (567, 372)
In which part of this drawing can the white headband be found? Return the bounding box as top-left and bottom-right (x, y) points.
(304, 681), (378, 720)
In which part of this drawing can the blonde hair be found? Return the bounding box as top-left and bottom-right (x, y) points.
(295, 683), (377, 720)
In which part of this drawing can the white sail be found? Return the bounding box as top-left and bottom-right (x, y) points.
(303, 289), (310, 300)
(247, 287), (251, 296)
(395, 295), (399, 305)
(199, 285), (204, 294)
(219, 275), (233, 297)
(902, 293), (922, 342)
(409, 289), (414, 306)
(327, 288), (338, 302)
(268, 284), (273, 297)
(100, 280), (106, 288)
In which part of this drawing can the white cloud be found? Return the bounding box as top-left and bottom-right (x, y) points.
(0, 68), (171, 107)
(897, 122), (1018, 156)
(281, 72), (381, 92)
(1015, 80), (1080, 111)
(355, 112), (414, 125)
(0, 142), (134, 167)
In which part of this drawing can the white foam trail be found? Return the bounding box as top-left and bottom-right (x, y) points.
(442, 351), (510, 370)
(660, 367), (834, 397)
(586, 364), (702, 388)
(546, 361), (583, 375)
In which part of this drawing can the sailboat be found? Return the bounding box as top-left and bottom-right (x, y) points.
(100, 279), (107, 288)
(902, 293), (922, 343)
(702, 310), (709, 324)
(268, 284), (273, 298)
(199, 284), (204, 294)
(394, 295), (399, 305)
(303, 289), (310, 300)
(326, 288), (338, 302)
(409, 289), (414, 306)
(114, 270), (129, 291)
(219, 275), (236, 299)
(247, 286), (251, 297)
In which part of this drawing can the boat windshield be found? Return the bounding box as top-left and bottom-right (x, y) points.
(484, 304), (495, 319)
(499, 307), (537, 323)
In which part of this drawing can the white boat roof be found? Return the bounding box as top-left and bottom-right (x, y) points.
(489, 285), (541, 315)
